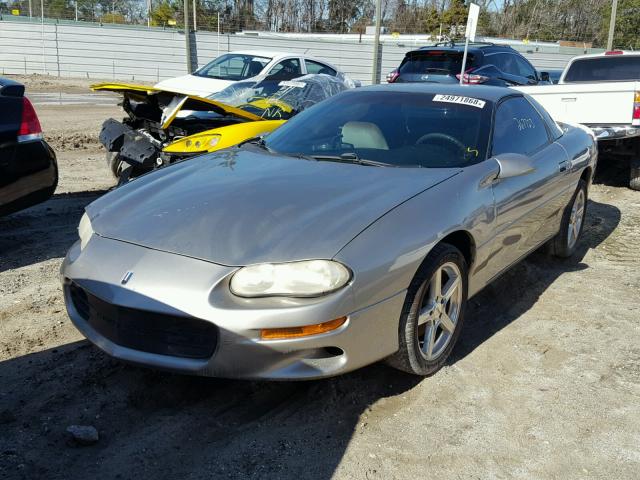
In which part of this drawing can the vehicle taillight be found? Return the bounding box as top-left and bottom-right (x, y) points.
(387, 69), (399, 83)
(18, 97), (43, 142)
(456, 68), (489, 84)
(633, 91), (640, 125)
(605, 50), (624, 55)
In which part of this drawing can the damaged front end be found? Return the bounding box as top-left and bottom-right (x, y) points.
(93, 83), (260, 181)
(94, 74), (353, 184)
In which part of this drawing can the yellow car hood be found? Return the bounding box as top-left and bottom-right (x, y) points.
(91, 82), (262, 124)
(163, 120), (286, 154)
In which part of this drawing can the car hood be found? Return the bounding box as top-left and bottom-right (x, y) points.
(154, 75), (233, 97)
(86, 148), (459, 266)
(90, 82), (261, 124)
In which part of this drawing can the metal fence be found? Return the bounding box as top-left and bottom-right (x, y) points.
(0, 18), (594, 85)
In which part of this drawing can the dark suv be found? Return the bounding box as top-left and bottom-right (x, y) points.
(388, 42), (550, 86)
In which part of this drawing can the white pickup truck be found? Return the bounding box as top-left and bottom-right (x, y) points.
(516, 51), (640, 189)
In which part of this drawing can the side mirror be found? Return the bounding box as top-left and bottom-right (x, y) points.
(494, 153), (536, 179)
(540, 71), (550, 82)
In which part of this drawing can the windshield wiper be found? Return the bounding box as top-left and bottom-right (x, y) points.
(422, 68), (452, 74)
(238, 136), (272, 152)
(300, 152), (392, 167)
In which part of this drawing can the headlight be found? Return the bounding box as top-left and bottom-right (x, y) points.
(230, 260), (351, 298)
(78, 212), (93, 250)
(163, 133), (221, 154)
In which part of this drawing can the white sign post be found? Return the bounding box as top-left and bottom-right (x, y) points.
(459, 3), (480, 85)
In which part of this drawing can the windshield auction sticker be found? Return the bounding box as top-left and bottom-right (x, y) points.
(278, 81), (306, 88)
(433, 94), (486, 109)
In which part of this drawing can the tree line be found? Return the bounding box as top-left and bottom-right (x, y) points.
(3, 0), (639, 48)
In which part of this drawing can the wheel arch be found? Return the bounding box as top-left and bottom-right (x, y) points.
(406, 230), (476, 293)
(580, 166), (593, 187)
(439, 230), (476, 269)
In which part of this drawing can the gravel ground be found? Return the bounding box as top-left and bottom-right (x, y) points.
(0, 76), (639, 480)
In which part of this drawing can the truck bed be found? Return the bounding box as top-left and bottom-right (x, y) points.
(515, 81), (640, 127)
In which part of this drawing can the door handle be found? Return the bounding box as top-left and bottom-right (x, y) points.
(561, 97), (577, 102)
(558, 160), (569, 172)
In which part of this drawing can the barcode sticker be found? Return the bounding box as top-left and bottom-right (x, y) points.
(433, 94), (486, 109)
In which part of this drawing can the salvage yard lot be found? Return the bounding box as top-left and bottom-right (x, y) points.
(1, 76), (639, 479)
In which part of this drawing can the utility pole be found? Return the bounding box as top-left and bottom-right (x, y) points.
(371, 0), (382, 84)
(606, 0), (618, 50)
(184, 0), (193, 73)
(193, 0), (197, 31)
(41, 0), (45, 74)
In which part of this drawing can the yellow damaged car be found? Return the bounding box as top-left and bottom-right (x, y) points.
(93, 74), (352, 183)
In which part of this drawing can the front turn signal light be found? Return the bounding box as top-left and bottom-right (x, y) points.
(260, 316), (347, 340)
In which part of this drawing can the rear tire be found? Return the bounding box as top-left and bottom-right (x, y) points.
(551, 179), (587, 258)
(387, 243), (468, 376)
(630, 157), (640, 191)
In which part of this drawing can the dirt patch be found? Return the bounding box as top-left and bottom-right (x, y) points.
(0, 89), (639, 480)
(5, 74), (153, 94)
(37, 104), (122, 153)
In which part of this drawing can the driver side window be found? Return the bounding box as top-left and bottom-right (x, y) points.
(492, 97), (551, 156)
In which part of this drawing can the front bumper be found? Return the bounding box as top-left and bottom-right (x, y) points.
(99, 118), (159, 168)
(61, 235), (404, 380)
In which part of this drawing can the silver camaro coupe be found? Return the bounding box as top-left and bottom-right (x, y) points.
(61, 84), (597, 379)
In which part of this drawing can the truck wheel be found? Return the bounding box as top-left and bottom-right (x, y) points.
(630, 158), (640, 191)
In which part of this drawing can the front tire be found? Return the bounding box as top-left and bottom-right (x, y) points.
(106, 152), (124, 178)
(551, 179), (587, 258)
(387, 243), (468, 376)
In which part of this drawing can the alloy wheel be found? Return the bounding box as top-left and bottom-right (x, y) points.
(416, 262), (463, 361)
(567, 188), (585, 249)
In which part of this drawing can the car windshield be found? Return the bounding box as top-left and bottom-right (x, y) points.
(564, 56), (640, 82)
(194, 54), (271, 81)
(399, 51), (476, 76)
(264, 90), (492, 168)
(210, 74), (351, 119)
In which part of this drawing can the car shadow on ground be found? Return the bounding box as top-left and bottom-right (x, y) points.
(0, 190), (106, 273)
(0, 191), (621, 479)
(453, 197), (620, 364)
(452, 157), (624, 364)
(0, 339), (422, 479)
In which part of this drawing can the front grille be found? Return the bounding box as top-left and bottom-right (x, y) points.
(69, 283), (217, 359)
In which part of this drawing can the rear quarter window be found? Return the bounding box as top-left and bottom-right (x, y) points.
(564, 56), (640, 82)
(399, 51), (476, 75)
(492, 96), (551, 156)
(305, 60), (337, 76)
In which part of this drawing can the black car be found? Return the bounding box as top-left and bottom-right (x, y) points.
(0, 78), (57, 216)
(542, 69), (563, 84)
(387, 42), (550, 87)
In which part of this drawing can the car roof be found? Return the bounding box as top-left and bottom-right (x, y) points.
(226, 50), (337, 69)
(406, 43), (515, 56)
(568, 50), (640, 61)
(356, 83), (518, 102)
(230, 50), (306, 60)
